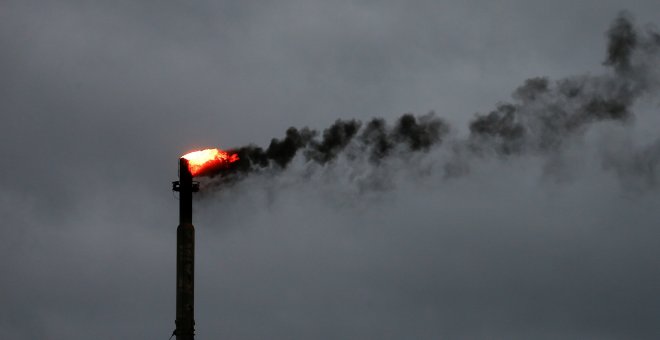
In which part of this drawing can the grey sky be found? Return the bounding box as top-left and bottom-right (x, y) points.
(1, 1), (660, 339)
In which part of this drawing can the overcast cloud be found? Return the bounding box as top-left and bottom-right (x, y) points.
(1, 1), (660, 339)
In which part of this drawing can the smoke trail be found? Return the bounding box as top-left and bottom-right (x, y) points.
(213, 112), (449, 179)
(204, 12), (659, 188)
(468, 12), (658, 156)
(604, 11), (638, 74)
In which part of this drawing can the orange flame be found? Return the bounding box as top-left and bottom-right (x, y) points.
(182, 148), (239, 176)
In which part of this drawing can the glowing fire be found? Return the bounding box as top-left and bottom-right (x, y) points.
(182, 148), (239, 176)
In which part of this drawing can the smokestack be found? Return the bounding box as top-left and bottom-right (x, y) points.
(172, 158), (198, 340)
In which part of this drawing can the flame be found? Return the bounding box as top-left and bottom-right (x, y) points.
(182, 148), (239, 176)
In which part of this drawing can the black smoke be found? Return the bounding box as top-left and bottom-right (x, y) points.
(467, 11), (657, 158)
(202, 12), (659, 188)
(604, 11), (638, 74)
(215, 113), (449, 180)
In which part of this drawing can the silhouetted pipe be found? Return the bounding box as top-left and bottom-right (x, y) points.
(174, 158), (195, 340)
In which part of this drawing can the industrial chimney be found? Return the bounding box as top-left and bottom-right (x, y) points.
(172, 158), (199, 340)
(170, 148), (238, 339)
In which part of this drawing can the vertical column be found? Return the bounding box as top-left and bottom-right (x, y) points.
(176, 158), (195, 340)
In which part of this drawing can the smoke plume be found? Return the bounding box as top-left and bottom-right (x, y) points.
(215, 112), (449, 178)
(204, 12), (659, 190)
